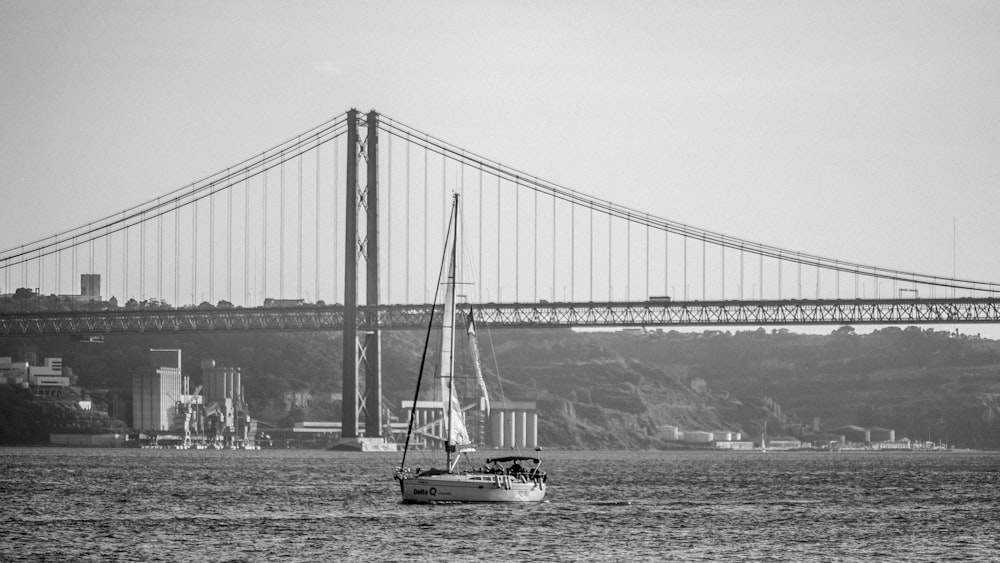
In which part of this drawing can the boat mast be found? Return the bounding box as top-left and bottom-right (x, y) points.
(399, 194), (460, 472)
(444, 193), (459, 470)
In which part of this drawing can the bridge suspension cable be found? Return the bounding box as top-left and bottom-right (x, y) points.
(4, 108), (999, 313)
(377, 113), (999, 297)
(0, 115), (348, 269)
(1, 114), (349, 305)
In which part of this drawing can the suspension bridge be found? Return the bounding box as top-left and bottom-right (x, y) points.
(2, 108), (999, 437)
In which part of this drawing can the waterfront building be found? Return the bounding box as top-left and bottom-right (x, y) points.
(684, 431), (714, 443)
(877, 440), (912, 450)
(201, 359), (241, 404)
(715, 441), (755, 450)
(658, 425), (681, 441)
(822, 425), (898, 447)
(399, 398), (539, 449)
(869, 427), (895, 442)
(488, 400), (538, 449)
(200, 359), (256, 448)
(766, 439), (803, 450)
(826, 425), (870, 443)
(201, 359), (242, 429)
(132, 349), (182, 431)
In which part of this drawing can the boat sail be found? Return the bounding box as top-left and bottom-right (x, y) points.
(394, 194), (547, 503)
(466, 310), (490, 418)
(437, 231), (471, 452)
(760, 419), (768, 453)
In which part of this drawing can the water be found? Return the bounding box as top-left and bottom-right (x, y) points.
(2, 448), (998, 562)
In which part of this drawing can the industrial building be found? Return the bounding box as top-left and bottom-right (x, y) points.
(765, 439), (803, 450)
(398, 398), (539, 450)
(683, 431), (715, 443)
(200, 359), (257, 449)
(715, 441), (755, 450)
(129, 352), (257, 449)
(823, 425), (896, 445)
(487, 400), (539, 450)
(132, 349), (182, 431)
(202, 360), (241, 408)
(658, 425), (681, 441)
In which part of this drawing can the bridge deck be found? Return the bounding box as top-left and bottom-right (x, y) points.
(2, 298), (999, 336)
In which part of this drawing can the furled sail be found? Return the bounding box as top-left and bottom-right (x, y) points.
(467, 309), (490, 418)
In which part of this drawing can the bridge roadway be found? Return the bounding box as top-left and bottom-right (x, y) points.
(2, 298), (999, 336)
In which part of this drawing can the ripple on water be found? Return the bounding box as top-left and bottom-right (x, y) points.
(1, 449), (998, 562)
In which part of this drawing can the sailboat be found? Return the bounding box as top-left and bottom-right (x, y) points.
(394, 194), (547, 503)
(760, 419), (768, 453)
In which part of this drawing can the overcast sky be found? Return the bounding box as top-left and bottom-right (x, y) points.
(2, 1), (998, 307)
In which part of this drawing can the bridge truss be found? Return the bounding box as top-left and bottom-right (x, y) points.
(3, 298), (999, 336)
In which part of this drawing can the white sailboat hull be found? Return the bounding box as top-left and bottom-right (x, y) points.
(399, 473), (546, 503)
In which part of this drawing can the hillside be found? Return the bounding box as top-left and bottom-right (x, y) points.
(587, 326), (1000, 448)
(2, 325), (999, 449)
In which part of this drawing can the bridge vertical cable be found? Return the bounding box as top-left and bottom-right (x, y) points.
(315, 143), (321, 304)
(298, 148), (303, 301)
(209, 178), (215, 304)
(2, 110), (998, 319)
(0, 113), (347, 310)
(378, 112), (1000, 309)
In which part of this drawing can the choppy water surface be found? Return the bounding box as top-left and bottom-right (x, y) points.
(1, 448), (998, 562)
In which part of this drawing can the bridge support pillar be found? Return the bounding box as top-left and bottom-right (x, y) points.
(341, 109), (383, 439)
(363, 110), (382, 438)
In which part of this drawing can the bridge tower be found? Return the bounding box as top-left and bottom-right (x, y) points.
(342, 109), (382, 439)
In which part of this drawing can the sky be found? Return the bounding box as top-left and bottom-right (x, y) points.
(1, 1), (999, 334)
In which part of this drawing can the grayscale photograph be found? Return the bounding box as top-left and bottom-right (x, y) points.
(1, 2), (998, 561)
